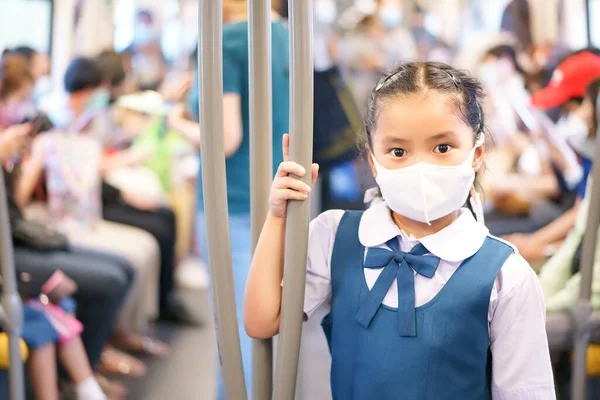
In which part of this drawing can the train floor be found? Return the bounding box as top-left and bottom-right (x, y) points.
(124, 288), (217, 399)
(123, 288), (335, 400)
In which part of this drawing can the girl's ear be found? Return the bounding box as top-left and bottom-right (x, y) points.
(472, 142), (485, 173)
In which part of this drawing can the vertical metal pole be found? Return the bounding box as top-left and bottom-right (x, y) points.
(273, 0), (314, 398)
(197, 2), (248, 399)
(571, 97), (600, 400)
(0, 171), (24, 400)
(249, 0), (274, 399)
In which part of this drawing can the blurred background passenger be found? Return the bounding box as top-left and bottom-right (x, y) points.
(336, 0), (417, 114)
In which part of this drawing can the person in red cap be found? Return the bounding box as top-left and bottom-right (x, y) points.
(504, 50), (600, 262)
(531, 51), (600, 110)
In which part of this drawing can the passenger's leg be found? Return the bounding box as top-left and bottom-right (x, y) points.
(58, 338), (106, 400)
(228, 214), (253, 398)
(197, 212), (253, 399)
(13, 247), (132, 367)
(28, 343), (59, 400)
(67, 221), (161, 333)
(103, 204), (176, 310)
(20, 306), (60, 400)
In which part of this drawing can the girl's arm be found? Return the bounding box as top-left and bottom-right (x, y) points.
(489, 256), (555, 399)
(244, 213), (287, 339)
(244, 134), (319, 339)
(14, 136), (45, 208)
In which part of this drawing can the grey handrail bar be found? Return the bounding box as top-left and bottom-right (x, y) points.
(273, 0), (314, 398)
(197, 2), (248, 399)
(249, 0), (274, 398)
(0, 169), (24, 400)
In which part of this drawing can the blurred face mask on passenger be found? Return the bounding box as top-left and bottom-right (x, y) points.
(479, 59), (512, 85)
(478, 63), (497, 85)
(558, 112), (588, 139)
(378, 4), (403, 29)
(87, 89), (111, 110)
(315, 0), (337, 25)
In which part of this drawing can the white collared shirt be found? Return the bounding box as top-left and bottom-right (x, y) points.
(304, 202), (555, 400)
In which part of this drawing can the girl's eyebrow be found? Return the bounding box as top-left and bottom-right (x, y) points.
(382, 136), (410, 146)
(426, 131), (459, 142)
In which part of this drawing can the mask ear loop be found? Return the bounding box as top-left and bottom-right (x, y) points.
(469, 186), (485, 225)
(471, 131), (485, 224)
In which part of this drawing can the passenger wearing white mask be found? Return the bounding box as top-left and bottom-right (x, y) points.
(245, 62), (554, 400)
(476, 44), (577, 229)
(336, 0), (416, 114)
(503, 51), (600, 262)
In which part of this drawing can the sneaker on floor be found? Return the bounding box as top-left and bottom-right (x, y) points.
(176, 257), (209, 290)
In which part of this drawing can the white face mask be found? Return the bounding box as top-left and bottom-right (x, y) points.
(378, 5), (403, 29)
(372, 139), (483, 224)
(315, 1), (337, 25)
(558, 113), (588, 139)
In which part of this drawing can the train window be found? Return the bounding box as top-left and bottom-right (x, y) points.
(590, 0), (600, 47)
(0, 0), (52, 55)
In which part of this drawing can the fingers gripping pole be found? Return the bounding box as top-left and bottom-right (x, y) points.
(571, 100), (600, 400)
(0, 170), (25, 400)
(249, 0), (274, 399)
(197, 2), (248, 399)
(273, 0), (314, 399)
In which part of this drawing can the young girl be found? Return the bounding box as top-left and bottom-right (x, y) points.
(245, 62), (555, 399)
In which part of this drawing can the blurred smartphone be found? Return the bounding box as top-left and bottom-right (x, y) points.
(21, 113), (54, 136)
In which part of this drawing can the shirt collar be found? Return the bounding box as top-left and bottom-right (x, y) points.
(358, 202), (489, 262)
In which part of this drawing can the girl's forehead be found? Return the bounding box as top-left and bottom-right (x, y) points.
(375, 95), (469, 137)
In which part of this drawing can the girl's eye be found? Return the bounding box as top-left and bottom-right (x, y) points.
(434, 144), (452, 154)
(391, 148), (406, 158)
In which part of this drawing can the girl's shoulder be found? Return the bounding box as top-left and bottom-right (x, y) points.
(310, 209), (359, 239)
(491, 237), (538, 299)
(311, 209), (347, 229)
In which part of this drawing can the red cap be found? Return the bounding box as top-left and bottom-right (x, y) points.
(531, 51), (600, 110)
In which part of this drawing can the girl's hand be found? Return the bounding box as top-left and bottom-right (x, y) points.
(270, 134), (319, 219)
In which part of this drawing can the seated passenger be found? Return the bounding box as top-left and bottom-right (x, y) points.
(11, 57), (168, 360)
(503, 51), (600, 262)
(5, 304), (105, 400)
(538, 77), (600, 310)
(0, 54), (134, 394)
(90, 53), (199, 324)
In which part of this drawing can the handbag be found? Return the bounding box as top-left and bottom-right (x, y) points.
(11, 219), (69, 252)
(3, 167), (69, 252)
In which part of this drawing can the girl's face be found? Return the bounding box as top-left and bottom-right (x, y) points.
(368, 94), (485, 175)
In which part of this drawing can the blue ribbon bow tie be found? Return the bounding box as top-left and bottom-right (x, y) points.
(356, 238), (440, 337)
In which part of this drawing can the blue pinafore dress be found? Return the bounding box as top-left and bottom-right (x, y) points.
(321, 211), (513, 400)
